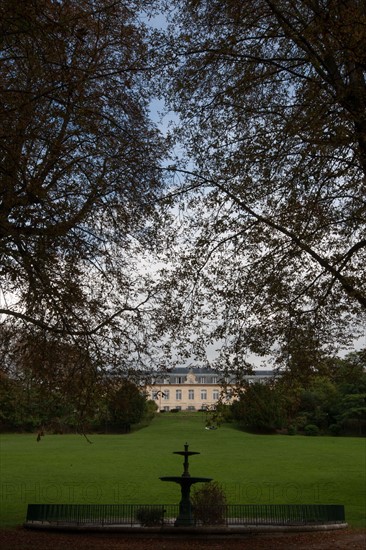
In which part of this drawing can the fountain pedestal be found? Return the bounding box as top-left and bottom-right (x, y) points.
(160, 443), (212, 526)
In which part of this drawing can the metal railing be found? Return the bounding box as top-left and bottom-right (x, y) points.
(220, 504), (345, 525)
(26, 504), (177, 526)
(25, 503), (345, 527)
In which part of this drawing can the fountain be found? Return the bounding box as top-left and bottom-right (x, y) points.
(160, 442), (213, 526)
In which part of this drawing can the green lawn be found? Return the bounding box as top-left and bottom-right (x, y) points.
(1, 413), (365, 528)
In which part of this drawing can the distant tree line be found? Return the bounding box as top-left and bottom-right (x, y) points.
(0, 323), (157, 434)
(0, 373), (157, 435)
(229, 351), (366, 436)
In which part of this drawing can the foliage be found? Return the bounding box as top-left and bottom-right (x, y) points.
(328, 423), (341, 436)
(0, 326), (105, 432)
(204, 403), (232, 429)
(153, 0), (366, 374)
(230, 351), (366, 436)
(0, 0), (167, 403)
(304, 424), (320, 436)
(0, 350), (155, 433)
(231, 382), (285, 433)
(192, 482), (227, 525)
(297, 377), (339, 430)
(106, 380), (148, 430)
(144, 399), (159, 422)
(135, 506), (163, 526)
(287, 425), (297, 436)
(336, 393), (366, 436)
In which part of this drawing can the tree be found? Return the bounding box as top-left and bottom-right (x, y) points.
(330, 349), (366, 394)
(154, 0), (366, 372)
(297, 376), (340, 430)
(0, 324), (105, 432)
(330, 350), (366, 435)
(106, 379), (147, 431)
(277, 349), (366, 434)
(231, 381), (285, 433)
(0, 323), (159, 432)
(0, 0), (164, 338)
(0, 0), (169, 410)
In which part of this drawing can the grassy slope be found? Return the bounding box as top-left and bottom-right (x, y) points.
(0, 413), (365, 527)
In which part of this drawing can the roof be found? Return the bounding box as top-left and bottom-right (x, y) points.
(151, 366), (274, 384)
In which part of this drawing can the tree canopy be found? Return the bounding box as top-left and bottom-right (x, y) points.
(0, 0), (164, 328)
(1, 1), (365, 412)
(230, 350), (366, 435)
(0, 0), (167, 387)
(153, 0), (366, 370)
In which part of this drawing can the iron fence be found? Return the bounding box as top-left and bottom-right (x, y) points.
(25, 503), (345, 527)
(221, 504), (345, 525)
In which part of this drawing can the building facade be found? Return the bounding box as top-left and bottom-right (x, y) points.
(146, 367), (273, 412)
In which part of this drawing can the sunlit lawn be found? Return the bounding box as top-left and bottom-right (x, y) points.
(1, 413), (365, 527)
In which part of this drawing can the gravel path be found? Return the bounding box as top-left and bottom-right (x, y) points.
(0, 527), (365, 550)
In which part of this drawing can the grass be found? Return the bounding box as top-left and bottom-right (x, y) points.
(0, 412), (365, 528)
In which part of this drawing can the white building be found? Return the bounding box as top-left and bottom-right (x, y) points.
(146, 367), (273, 412)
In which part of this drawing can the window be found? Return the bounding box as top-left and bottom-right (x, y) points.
(175, 376), (184, 384)
(163, 390), (170, 400)
(188, 389), (194, 400)
(199, 376), (206, 384)
(187, 406), (195, 411)
(176, 389), (182, 400)
(201, 389), (207, 400)
(152, 392), (159, 401)
(213, 390), (219, 400)
(212, 377), (218, 384)
(163, 406), (170, 411)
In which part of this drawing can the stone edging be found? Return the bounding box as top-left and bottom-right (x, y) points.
(24, 521), (348, 535)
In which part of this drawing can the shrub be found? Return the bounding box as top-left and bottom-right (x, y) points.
(304, 424), (320, 436)
(192, 482), (227, 525)
(287, 425), (297, 435)
(135, 506), (164, 526)
(329, 423), (342, 436)
(294, 414), (309, 430)
(143, 400), (158, 422)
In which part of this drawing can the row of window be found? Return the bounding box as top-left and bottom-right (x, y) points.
(153, 389), (220, 401)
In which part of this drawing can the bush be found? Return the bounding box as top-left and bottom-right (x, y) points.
(304, 424), (320, 436)
(294, 414), (309, 430)
(135, 506), (164, 526)
(328, 423), (342, 436)
(192, 482), (227, 525)
(287, 425), (297, 435)
(143, 400), (158, 422)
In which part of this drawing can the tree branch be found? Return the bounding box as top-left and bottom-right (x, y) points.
(166, 167), (366, 310)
